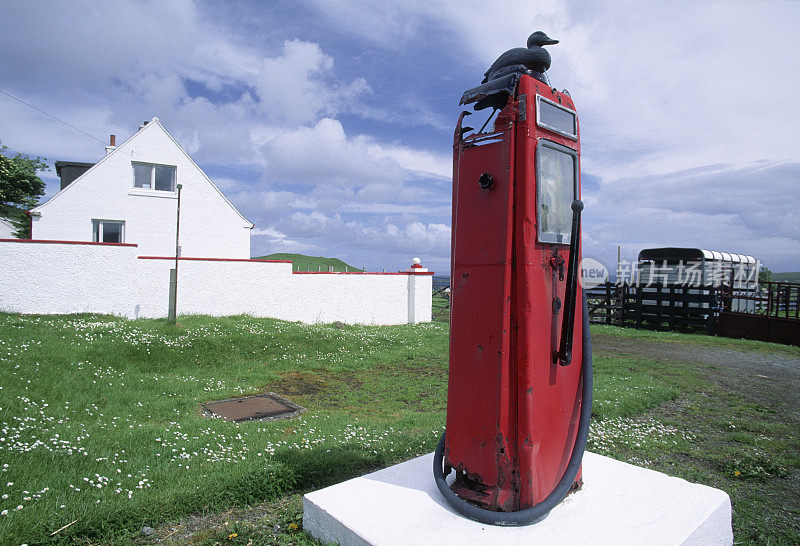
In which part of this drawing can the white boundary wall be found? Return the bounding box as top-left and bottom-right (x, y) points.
(0, 240), (432, 325)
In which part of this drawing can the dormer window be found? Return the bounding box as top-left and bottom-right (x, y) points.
(133, 162), (176, 191)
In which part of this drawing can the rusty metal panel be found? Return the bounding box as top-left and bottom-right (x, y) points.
(446, 109), (518, 510)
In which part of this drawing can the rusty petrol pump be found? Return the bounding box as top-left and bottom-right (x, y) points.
(433, 31), (593, 526)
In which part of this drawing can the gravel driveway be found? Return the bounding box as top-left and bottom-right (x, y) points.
(592, 334), (800, 419)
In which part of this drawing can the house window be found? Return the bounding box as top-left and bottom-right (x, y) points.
(92, 219), (124, 243)
(133, 163), (176, 191)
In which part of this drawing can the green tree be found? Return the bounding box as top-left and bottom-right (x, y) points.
(0, 141), (49, 238)
(758, 265), (772, 283)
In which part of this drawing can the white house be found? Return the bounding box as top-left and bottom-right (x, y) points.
(0, 217), (15, 238)
(30, 118), (253, 258)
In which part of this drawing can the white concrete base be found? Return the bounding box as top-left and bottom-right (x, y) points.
(303, 451), (733, 545)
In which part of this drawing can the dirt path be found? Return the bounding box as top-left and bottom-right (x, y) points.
(593, 335), (800, 419)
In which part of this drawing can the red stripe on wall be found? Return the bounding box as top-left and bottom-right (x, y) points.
(0, 239), (138, 247)
(137, 256), (292, 263)
(292, 271), (435, 276)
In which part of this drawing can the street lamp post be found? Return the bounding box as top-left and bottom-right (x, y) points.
(168, 183), (183, 322)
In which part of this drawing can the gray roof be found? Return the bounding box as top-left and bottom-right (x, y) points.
(638, 247), (756, 264)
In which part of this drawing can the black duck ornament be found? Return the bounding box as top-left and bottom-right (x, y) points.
(482, 31), (559, 84)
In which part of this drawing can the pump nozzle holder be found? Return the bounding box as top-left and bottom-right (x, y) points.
(555, 199), (584, 366)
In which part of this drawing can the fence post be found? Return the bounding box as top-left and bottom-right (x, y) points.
(669, 285), (676, 330)
(784, 284), (791, 319)
(706, 286), (717, 335)
(653, 286), (662, 326)
(636, 285), (643, 328)
(766, 282), (773, 317)
(605, 282), (612, 324)
(621, 284), (629, 326)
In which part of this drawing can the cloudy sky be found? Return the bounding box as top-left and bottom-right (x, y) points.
(2, 0), (799, 273)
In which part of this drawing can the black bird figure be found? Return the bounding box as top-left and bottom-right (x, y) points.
(481, 31), (559, 84)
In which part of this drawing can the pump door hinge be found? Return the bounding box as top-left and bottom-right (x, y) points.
(518, 94), (527, 122)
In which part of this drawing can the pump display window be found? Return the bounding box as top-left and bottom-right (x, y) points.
(536, 140), (578, 244)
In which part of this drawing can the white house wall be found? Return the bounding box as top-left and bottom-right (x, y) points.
(0, 219), (15, 239)
(31, 121), (252, 259)
(0, 240), (433, 325)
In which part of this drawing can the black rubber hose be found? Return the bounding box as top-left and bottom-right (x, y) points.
(433, 291), (593, 526)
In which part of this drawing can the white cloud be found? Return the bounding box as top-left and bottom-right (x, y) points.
(260, 118), (450, 186)
(233, 190), (318, 213)
(208, 177), (242, 192)
(4, 1), (798, 273)
(582, 161), (800, 272)
(250, 226), (318, 253)
(0, 2), (371, 167)
(302, 1), (800, 175)
(341, 202), (450, 215)
(260, 118), (400, 185)
(304, 0), (567, 62)
(436, 1), (800, 178)
(285, 211), (450, 255)
(338, 1), (800, 271)
(251, 39), (370, 126)
(303, 0), (427, 49)
(251, 227), (284, 237)
(365, 143), (450, 179)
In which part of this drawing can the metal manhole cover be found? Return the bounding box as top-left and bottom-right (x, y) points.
(202, 393), (304, 422)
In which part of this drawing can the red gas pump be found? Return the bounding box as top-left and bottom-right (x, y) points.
(433, 31), (593, 526)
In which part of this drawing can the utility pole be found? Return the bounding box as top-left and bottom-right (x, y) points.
(168, 184), (183, 322)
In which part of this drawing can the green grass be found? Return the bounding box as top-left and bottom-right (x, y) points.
(256, 253), (362, 272)
(772, 272), (800, 283)
(0, 314), (447, 542)
(0, 313), (797, 543)
(593, 323), (800, 356)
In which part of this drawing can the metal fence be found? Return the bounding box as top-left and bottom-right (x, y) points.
(587, 283), (720, 332)
(722, 281), (800, 319)
(585, 283), (622, 324)
(432, 279), (720, 330)
(716, 281), (800, 346)
(432, 276), (451, 321)
(429, 279), (799, 344)
(621, 284), (720, 333)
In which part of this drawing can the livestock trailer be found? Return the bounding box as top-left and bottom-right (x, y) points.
(637, 247), (759, 312)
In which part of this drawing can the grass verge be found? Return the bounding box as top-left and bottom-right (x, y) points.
(0, 313), (797, 543)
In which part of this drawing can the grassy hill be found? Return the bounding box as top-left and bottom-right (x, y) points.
(256, 252), (363, 272)
(773, 272), (800, 283)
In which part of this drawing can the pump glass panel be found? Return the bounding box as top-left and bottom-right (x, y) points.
(536, 96), (577, 139)
(536, 141), (578, 244)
